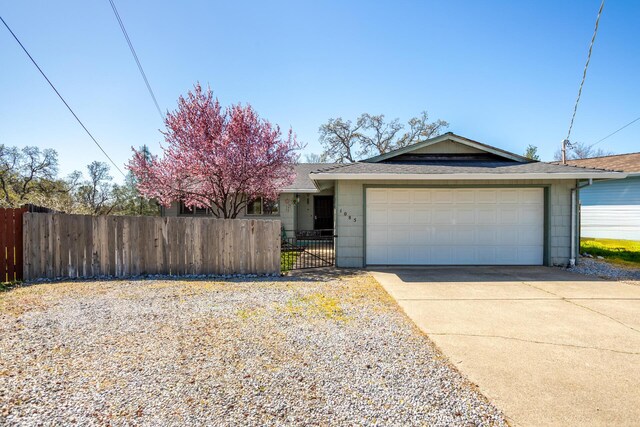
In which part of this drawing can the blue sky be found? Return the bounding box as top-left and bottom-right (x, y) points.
(1, 0), (639, 183)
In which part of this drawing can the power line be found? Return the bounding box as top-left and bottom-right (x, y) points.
(565, 0), (605, 142)
(107, 0), (164, 121)
(0, 15), (126, 177)
(589, 115), (640, 148)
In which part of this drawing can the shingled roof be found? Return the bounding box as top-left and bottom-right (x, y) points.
(560, 153), (640, 173)
(308, 160), (622, 179)
(281, 163), (340, 192)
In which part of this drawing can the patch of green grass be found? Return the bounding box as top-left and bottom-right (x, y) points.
(0, 281), (21, 292)
(282, 292), (347, 321)
(280, 251), (299, 272)
(236, 307), (264, 320)
(580, 238), (640, 267)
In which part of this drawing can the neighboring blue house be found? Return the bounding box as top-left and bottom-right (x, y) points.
(566, 153), (640, 241)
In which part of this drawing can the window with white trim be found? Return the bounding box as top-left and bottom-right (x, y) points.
(246, 197), (279, 216)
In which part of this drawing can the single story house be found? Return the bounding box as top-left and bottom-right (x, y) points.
(564, 153), (640, 241)
(161, 132), (625, 267)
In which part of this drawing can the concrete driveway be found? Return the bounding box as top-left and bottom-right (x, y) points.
(370, 266), (640, 427)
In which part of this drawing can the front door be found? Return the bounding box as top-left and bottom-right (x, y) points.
(313, 196), (334, 232)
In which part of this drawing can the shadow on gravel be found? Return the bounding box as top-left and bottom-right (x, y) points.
(11, 267), (365, 289)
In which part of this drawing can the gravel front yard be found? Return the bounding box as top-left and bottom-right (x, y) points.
(1, 272), (506, 426)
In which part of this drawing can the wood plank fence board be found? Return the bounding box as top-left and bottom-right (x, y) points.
(21, 213), (280, 280)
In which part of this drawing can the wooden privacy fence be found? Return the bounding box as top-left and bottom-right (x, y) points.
(23, 213), (281, 280)
(1, 207), (28, 282)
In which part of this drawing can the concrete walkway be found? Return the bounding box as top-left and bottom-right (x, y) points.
(370, 266), (640, 427)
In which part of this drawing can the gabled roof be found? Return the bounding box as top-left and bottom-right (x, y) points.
(363, 132), (532, 163)
(281, 163), (340, 192)
(559, 152), (640, 174)
(308, 132), (626, 181)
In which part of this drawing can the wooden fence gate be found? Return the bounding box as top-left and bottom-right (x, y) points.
(0, 207), (27, 282)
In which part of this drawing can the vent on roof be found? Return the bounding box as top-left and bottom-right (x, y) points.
(381, 153), (520, 163)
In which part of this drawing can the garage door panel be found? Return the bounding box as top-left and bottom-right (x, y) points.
(390, 190), (411, 203)
(477, 207), (498, 224)
(412, 190), (431, 203)
(454, 226), (476, 244)
(433, 228), (454, 244)
(409, 246), (430, 263)
(520, 207), (543, 225)
(432, 190), (453, 203)
(367, 228), (387, 245)
(499, 207), (519, 225)
(430, 246), (455, 264)
(477, 247), (498, 264)
(499, 190), (519, 203)
(386, 246), (411, 264)
(410, 228), (431, 244)
(455, 190), (476, 203)
(368, 207), (388, 225)
(411, 208), (432, 224)
(366, 188), (543, 265)
(367, 246), (388, 264)
(477, 228), (498, 245)
(519, 226), (543, 245)
(433, 208), (452, 224)
(387, 227), (412, 245)
(476, 190), (498, 203)
(388, 208), (411, 225)
(367, 189), (388, 204)
(455, 208), (476, 224)
(498, 227), (519, 244)
(520, 189), (542, 203)
(495, 247), (519, 264)
(518, 246), (544, 264)
(454, 246), (476, 264)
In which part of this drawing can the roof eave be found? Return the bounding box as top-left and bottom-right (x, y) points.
(310, 172), (627, 180)
(279, 188), (320, 193)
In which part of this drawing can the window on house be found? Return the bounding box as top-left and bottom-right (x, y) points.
(179, 201), (209, 216)
(246, 197), (279, 215)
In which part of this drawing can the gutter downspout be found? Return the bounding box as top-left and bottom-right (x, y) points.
(570, 178), (593, 266)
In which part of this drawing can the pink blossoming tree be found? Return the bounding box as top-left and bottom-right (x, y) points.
(128, 84), (300, 218)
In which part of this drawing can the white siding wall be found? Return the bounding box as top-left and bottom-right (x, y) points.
(581, 206), (640, 241)
(579, 177), (640, 241)
(335, 179), (576, 267)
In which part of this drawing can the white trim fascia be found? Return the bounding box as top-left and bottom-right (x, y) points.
(310, 172), (627, 180)
(279, 188), (319, 193)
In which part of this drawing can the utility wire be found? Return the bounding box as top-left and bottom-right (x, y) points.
(0, 15), (126, 177)
(565, 0), (605, 142)
(108, 0), (164, 121)
(589, 115), (640, 148)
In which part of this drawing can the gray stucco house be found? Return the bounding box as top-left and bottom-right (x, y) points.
(162, 132), (624, 267)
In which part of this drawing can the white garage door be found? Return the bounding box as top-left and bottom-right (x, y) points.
(366, 188), (544, 265)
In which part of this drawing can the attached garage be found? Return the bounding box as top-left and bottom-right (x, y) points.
(365, 187), (545, 265)
(309, 133), (625, 268)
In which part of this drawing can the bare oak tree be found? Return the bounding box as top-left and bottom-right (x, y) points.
(553, 142), (613, 161)
(75, 161), (116, 215)
(0, 144), (59, 207)
(319, 111), (448, 163)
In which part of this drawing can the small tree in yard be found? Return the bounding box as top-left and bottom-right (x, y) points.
(128, 84), (300, 218)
